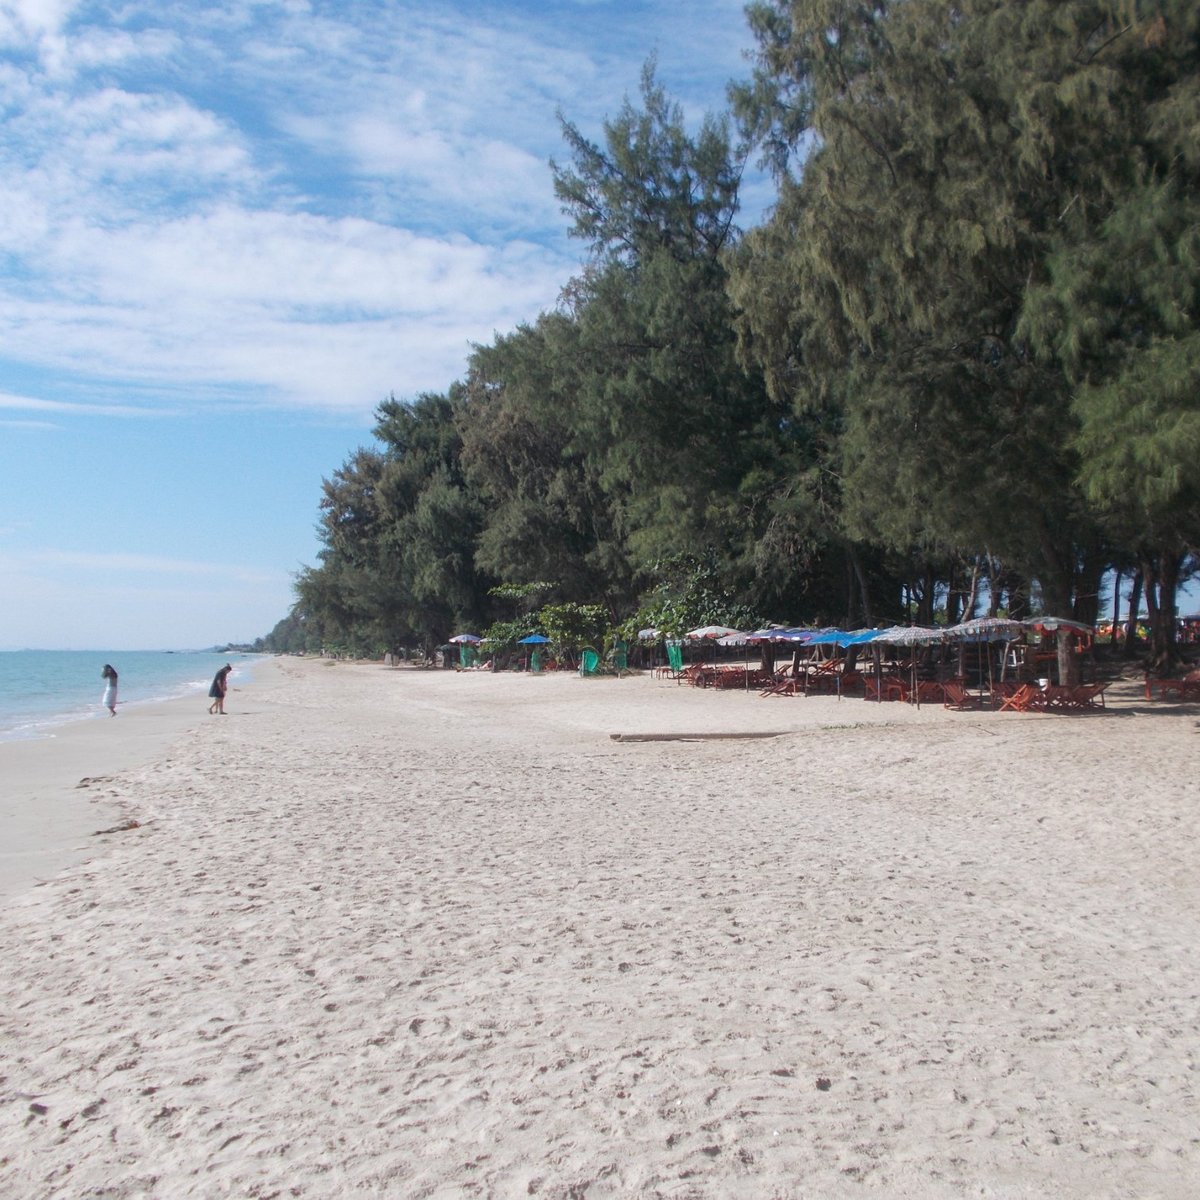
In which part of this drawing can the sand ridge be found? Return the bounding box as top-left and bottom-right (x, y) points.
(0, 658), (1197, 1197)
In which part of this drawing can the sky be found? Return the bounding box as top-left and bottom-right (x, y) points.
(0, 0), (769, 650)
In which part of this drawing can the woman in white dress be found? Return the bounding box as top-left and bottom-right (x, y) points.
(101, 663), (118, 716)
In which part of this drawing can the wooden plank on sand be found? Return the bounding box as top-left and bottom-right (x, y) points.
(610, 731), (791, 742)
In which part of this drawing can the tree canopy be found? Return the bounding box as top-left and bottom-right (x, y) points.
(264, 7), (1198, 671)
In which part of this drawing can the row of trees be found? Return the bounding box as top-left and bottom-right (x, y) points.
(261, 0), (1198, 672)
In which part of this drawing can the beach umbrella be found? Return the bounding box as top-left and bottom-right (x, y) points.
(1023, 617), (1094, 688)
(516, 633), (550, 673)
(734, 625), (778, 642)
(1024, 617), (1093, 635)
(947, 617), (1024, 641)
(944, 617), (1024, 690)
(448, 633), (482, 644)
(872, 625), (947, 645)
(800, 628), (848, 646)
(685, 626), (744, 671)
(637, 628), (662, 641)
(871, 627), (947, 707)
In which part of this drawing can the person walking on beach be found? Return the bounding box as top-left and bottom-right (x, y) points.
(101, 663), (118, 716)
(208, 663), (232, 715)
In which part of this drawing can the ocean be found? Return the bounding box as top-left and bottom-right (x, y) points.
(0, 650), (265, 742)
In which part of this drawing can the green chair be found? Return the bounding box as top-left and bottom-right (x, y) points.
(666, 641), (684, 677)
(612, 639), (628, 675)
(580, 647), (601, 677)
(530, 649), (542, 673)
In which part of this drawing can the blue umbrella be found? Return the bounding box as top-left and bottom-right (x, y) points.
(517, 633), (550, 673)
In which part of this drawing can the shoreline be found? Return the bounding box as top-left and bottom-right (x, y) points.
(0, 659), (279, 899)
(1, 656), (1196, 1196)
(0, 650), (267, 744)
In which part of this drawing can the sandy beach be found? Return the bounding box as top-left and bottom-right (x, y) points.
(1, 657), (1197, 1198)
(0, 688), (224, 901)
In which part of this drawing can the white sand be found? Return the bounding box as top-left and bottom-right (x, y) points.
(0, 684), (238, 900)
(1, 657), (1197, 1198)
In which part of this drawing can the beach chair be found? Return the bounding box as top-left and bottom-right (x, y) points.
(1144, 672), (1200, 701)
(759, 666), (798, 697)
(611, 640), (628, 676)
(1062, 682), (1109, 710)
(664, 641), (685, 681)
(579, 647), (603, 677)
(998, 683), (1045, 713)
(941, 681), (980, 710)
(839, 669), (864, 694)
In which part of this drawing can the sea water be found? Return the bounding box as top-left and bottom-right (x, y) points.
(0, 650), (263, 742)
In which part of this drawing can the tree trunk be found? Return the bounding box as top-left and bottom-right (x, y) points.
(1123, 570), (1143, 659)
(1056, 628), (1079, 686)
(844, 553), (856, 628)
(1142, 555), (1164, 674)
(917, 563), (936, 626)
(963, 557), (982, 622)
(1146, 551), (1182, 675)
(848, 545), (873, 628)
(1110, 569), (1122, 651)
(760, 641), (775, 673)
(1037, 535), (1076, 620)
(1000, 572), (1029, 620)
(985, 552), (1000, 617)
(1073, 548), (1106, 627)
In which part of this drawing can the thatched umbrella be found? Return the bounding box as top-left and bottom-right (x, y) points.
(871, 626), (948, 706)
(945, 617), (1025, 693)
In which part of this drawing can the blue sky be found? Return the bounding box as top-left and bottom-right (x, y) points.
(0, 0), (768, 649)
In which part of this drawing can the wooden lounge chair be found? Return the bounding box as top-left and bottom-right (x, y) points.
(1062, 682), (1109, 710)
(759, 666), (797, 697)
(998, 682), (1046, 713)
(942, 681), (980, 710)
(1145, 673), (1200, 701)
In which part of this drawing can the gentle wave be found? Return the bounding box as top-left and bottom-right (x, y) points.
(0, 650), (263, 742)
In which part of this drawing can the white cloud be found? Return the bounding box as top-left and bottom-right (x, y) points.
(0, 390), (160, 416)
(0, 0), (77, 43)
(0, 206), (570, 408)
(14, 547), (277, 584)
(0, 0), (761, 416)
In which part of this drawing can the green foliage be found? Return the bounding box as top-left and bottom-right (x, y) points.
(478, 619), (529, 661)
(1073, 334), (1200, 540)
(626, 553), (764, 639)
(268, 3), (1199, 660)
(488, 581), (556, 607)
(728, 0), (1200, 615)
(553, 60), (743, 265)
(535, 602), (609, 652)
